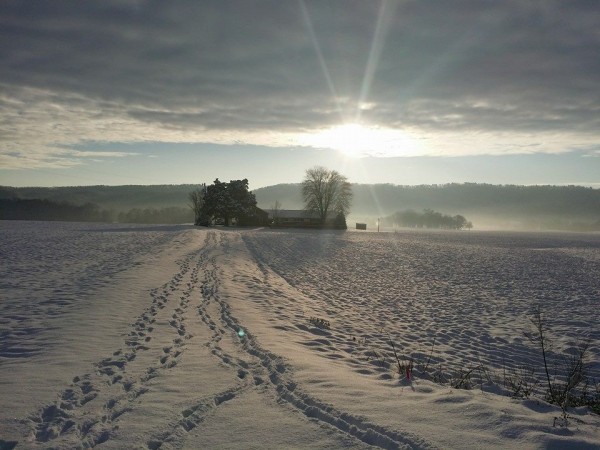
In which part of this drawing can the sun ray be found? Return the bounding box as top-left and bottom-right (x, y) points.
(299, 0), (344, 121)
(356, 0), (398, 122)
(298, 123), (423, 158)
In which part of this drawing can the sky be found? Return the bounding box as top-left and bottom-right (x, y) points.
(1, 0), (599, 189)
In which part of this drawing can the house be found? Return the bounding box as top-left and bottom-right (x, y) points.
(265, 209), (345, 229)
(236, 206), (270, 226)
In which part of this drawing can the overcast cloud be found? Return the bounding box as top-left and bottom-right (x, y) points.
(1, 0), (599, 169)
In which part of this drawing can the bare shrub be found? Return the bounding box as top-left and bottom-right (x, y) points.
(387, 335), (414, 380)
(525, 305), (594, 423)
(504, 365), (539, 398)
(414, 338), (437, 378)
(370, 308), (597, 424)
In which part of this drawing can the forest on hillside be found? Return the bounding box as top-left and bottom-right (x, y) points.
(253, 183), (600, 230)
(1, 183), (599, 230)
(253, 183), (600, 216)
(0, 198), (193, 224)
(0, 185), (200, 210)
(0, 185), (197, 223)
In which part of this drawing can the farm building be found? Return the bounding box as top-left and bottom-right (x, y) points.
(266, 209), (346, 229)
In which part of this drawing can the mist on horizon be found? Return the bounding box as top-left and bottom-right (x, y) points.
(1, 1), (598, 189)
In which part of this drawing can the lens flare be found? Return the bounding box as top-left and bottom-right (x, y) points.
(299, 123), (423, 158)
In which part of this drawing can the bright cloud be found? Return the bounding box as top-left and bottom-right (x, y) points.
(0, 1), (599, 171)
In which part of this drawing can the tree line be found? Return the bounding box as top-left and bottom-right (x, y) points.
(253, 183), (600, 218)
(4, 183), (598, 225)
(117, 207), (192, 224)
(252, 183), (600, 231)
(5, 180), (597, 230)
(0, 198), (113, 222)
(0, 184), (200, 210)
(0, 198), (192, 224)
(383, 209), (473, 230)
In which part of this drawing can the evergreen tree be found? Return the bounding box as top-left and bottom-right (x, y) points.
(201, 178), (257, 226)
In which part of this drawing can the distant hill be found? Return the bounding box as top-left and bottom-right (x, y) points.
(254, 183), (600, 230)
(2, 183), (599, 230)
(0, 185), (199, 224)
(0, 184), (203, 211)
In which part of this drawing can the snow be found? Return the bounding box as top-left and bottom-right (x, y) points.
(1, 221), (599, 449)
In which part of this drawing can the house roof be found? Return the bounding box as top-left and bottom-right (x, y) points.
(266, 209), (337, 220)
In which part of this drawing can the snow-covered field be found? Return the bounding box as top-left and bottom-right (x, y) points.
(1, 221), (599, 449)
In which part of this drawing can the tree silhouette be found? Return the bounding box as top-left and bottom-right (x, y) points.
(301, 166), (352, 227)
(386, 209), (472, 229)
(188, 185), (208, 226)
(201, 178), (257, 226)
(270, 200), (282, 226)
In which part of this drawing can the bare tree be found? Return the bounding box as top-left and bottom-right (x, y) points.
(301, 166), (352, 225)
(271, 200), (282, 225)
(188, 184), (207, 226)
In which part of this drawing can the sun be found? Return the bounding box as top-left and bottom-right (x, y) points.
(299, 123), (422, 158)
(326, 124), (375, 158)
(305, 123), (374, 158)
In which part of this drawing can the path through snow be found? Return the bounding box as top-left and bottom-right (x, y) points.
(1, 223), (599, 449)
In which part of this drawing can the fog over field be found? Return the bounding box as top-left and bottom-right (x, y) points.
(2, 183), (600, 231)
(1, 221), (599, 449)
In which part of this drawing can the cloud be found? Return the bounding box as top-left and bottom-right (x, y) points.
(1, 0), (599, 167)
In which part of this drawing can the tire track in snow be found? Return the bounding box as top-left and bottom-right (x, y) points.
(148, 231), (435, 450)
(145, 231), (259, 449)
(146, 384), (249, 450)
